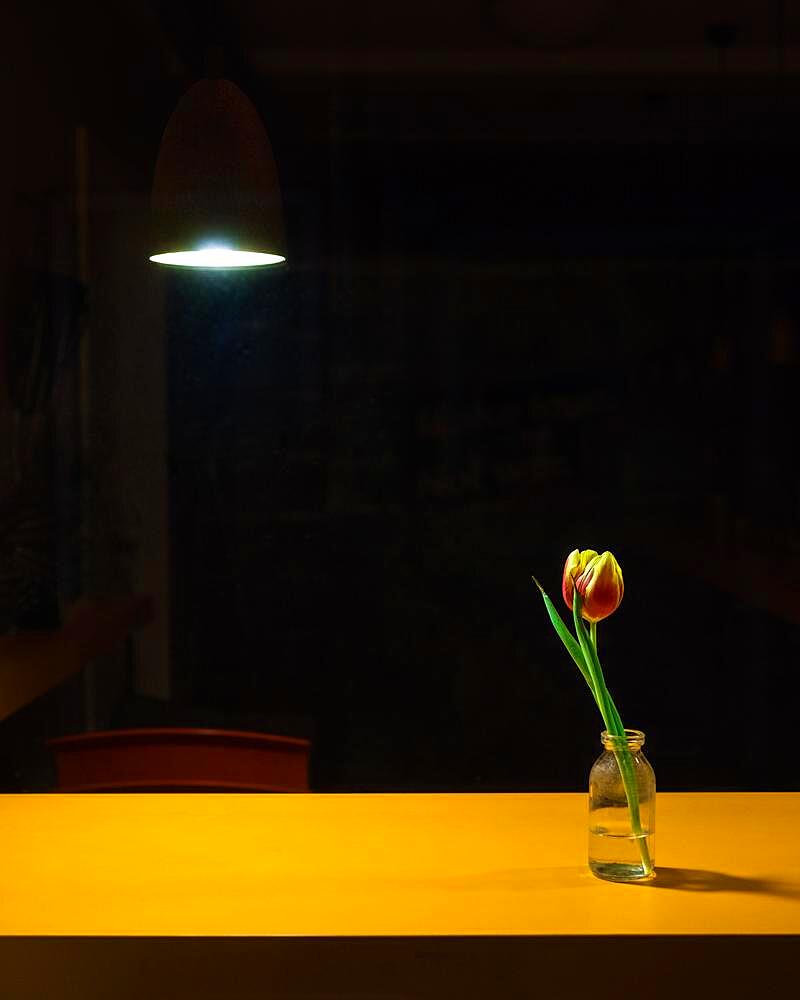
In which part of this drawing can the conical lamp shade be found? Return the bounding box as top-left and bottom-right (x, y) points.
(150, 79), (286, 268)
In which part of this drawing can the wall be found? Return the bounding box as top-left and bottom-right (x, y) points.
(0, 7), (171, 786)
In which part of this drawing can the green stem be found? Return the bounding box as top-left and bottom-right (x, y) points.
(588, 621), (623, 733)
(611, 743), (652, 876)
(579, 603), (653, 877)
(533, 579), (652, 876)
(572, 593), (613, 730)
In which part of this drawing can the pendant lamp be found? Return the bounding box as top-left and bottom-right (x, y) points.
(150, 78), (286, 268)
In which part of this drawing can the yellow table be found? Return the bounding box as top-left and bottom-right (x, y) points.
(1, 792), (798, 998)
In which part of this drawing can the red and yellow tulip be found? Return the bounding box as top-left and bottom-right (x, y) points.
(562, 549), (624, 623)
(533, 547), (652, 876)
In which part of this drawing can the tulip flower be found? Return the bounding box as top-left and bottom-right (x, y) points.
(573, 551), (624, 623)
(561, 548), (598, 611)
(532, 548), (652, 877)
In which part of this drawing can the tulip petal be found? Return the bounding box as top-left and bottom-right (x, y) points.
(562, 548), (599, 611)
(575, 551), (623, 623)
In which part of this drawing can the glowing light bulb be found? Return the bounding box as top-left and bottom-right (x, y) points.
(149, 248), (285, 268)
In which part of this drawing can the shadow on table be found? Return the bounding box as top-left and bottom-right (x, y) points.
(385, 866), (800, 901)
(637, 867), (800, 899)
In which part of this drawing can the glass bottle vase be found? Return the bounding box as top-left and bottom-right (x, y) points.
(588, 728), (655, 882)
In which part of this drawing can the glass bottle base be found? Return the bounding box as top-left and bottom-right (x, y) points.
(589, 860), (655, 883)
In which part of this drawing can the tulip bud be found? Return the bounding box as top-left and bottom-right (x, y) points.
(561, 549), (599, 611)
(574, 551), (624, 623)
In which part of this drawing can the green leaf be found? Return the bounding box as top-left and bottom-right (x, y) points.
(532, 578), (595, 696)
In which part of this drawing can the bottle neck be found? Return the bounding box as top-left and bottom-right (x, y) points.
(601, 729), (645, 752)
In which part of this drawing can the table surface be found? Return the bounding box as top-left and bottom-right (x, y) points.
(2, 792), (798, 937)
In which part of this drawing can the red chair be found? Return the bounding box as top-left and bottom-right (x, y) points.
(48, 727), (311, 792)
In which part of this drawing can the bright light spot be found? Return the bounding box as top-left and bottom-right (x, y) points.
(149, 248), (286, 268)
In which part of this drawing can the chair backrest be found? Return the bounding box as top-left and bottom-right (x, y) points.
(48, 727), (311, 792)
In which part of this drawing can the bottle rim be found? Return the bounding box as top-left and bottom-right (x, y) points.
(601, 728), (645, 750)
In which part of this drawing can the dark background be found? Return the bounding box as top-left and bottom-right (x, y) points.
(1, 1), (799, 791)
